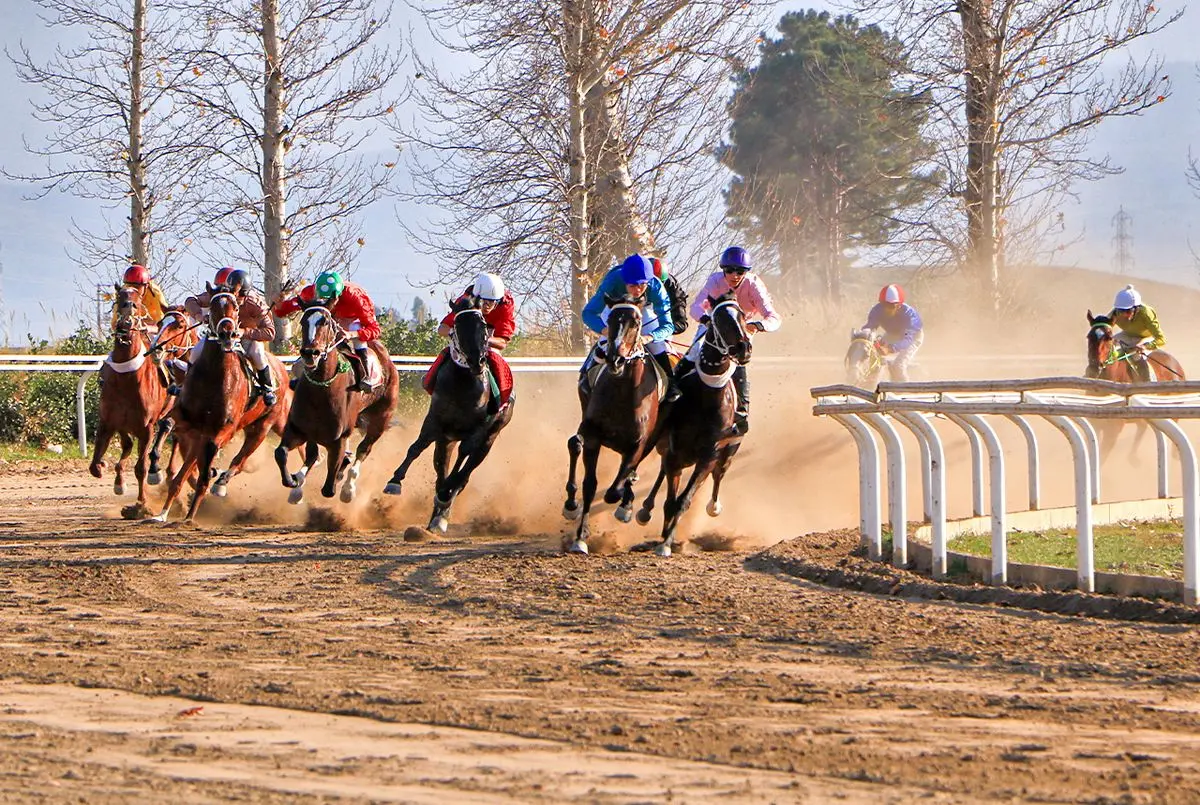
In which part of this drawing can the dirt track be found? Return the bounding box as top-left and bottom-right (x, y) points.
(3, 351), (1200, 803)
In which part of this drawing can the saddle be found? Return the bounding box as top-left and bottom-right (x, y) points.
(584, 347), (669, 402)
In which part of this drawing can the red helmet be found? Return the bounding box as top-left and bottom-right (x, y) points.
(124, 264), (150, 285)
(879, 284), (904, 304)
(214, 266), (234, 287)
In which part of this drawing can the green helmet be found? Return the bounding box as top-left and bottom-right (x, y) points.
(314, 270), (344, 301)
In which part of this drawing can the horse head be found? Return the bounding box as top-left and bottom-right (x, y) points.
(603, 294), (644, 376)
(845, 327), (883, 386)
(705, 293), (752, 366)
(450, 299), (489, 375)
(208, 291), (241, 352)
(112, 285), (143, 348)
(149, 310), (196, 365)
(298, 304), (340, 370)
(1085, 310), (1115, 379)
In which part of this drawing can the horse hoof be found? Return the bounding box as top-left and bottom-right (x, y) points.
(430, 516), (448, 534)
(635, 508), (652, 526)
(567, 539), (589, 555)
(211, 483), (228, 499)
(113, 481), (125, 496)
(614, 505), (632, 524)
(654, 543), (673, 558)
(562, 502), (579, 521)
(144, 512), (169, 524)
(383, 482), (403, 496)
(147, 471), (162, 486)
(287, 486), (304, 505)
(89, 463), (104, 479)
(340, 484), (355, 503)
(603, 489), (621, 505)
(707, 500), (723, 517)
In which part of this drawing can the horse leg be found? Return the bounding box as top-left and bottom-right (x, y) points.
(112, 433), (134, 496)
(428, 439), (455, 534)
(342, 411), (388, 503)
(605, 450), (641, 522)
(656, 465), (685, 557)
(147, 417), (174, 485)
(133, 428), (153, 509)
(213, 419), (272, 497)
(568, 436), (602, 554)
(148, 439), (199, 523)
(383, 420), (436, 496)
(707, 442), (741, 516)
(636, 463), (667, 525)
(184, 439), (220, 522)
(286, 442), (320, 505)
(321, 436), (349, 498)
(563, 432), (583, 520)
(89, 421), (115, 480)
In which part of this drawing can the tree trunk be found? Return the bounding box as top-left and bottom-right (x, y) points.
(958, 0), (1000, 313)
(127, 0), (149, 269)
(261, 0), (290, 351)
(565, 0), (591, 351)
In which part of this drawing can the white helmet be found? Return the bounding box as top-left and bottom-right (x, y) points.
(473, 272), (505, 301)
(1113, 284), (1141, 310)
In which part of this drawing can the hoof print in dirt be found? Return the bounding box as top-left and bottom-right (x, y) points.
(120, 503), (151, 520)
(404, 525), (434, 542)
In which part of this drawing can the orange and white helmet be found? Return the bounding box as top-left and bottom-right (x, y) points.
(879, 284), (905, 304)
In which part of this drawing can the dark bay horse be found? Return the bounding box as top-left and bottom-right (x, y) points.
(1085, 310), (1185, 456)
(145, 309), (201, 486)
(275, 304), (399, 504)
(383, 301), (515, 533)
(89, 284), (172, 515)
(563, 297), (668, 554)
(148, 290), (291, 523)
(636, 293), (752, 556)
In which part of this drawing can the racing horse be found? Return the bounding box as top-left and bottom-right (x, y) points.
(145, 308), (201, 486)
(563, 296), (670, 554)
(635, 292), (752, 556)
(845, 328), (886, 388)
(382, 299), (515, 533)
(89, 284), (172, 516)
(148, 288), (291, 522)
(1085, 310), (1185, 457)
(275, 303), (399, 504)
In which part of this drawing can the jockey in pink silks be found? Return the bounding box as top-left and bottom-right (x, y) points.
(673, 246), (782, 435)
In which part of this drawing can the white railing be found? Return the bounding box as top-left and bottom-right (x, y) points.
(812, 377), (1200, 606)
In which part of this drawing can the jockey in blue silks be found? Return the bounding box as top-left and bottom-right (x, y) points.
(579, 253), (679, 402)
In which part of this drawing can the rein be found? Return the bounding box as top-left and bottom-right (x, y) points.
(605, 302), (645, 364)
(449, 308), (488, 370)
(145, 316), (202, 356)
(303, 353), (351, 387)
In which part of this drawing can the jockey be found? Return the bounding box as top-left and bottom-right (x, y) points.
(110, 264), (169, 334)
(1108, 284), (1164, 382)
(649, 256), (689, 336)
(861, 284), (924, 382)
(580, 253), (679, 402)
(424, 272), (517, 414)
(182, 268), (279, 405)
(272, 270), (382, 393)
(675, 246), (781, 435)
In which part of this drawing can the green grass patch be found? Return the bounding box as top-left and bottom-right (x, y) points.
(949, 520), (1184, 580)
(0, 443), (81, 463)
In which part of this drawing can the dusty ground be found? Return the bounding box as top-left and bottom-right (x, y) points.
(1, 356), (1200, 804)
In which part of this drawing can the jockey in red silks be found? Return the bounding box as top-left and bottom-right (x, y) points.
(424, 272), (516, 414)
(273, 270), (382, 393)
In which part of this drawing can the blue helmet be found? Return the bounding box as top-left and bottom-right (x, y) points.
(719, 246), (752, 271)
(620, 253), (654, 284)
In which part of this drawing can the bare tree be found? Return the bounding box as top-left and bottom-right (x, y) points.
(850, 0), (1180, 311)
(401, 0), (764, 349)
(182, 0), (404, 348)
(6, 0), (222, 295)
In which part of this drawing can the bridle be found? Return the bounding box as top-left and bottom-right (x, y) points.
(113, 289), (152, 349)
(299, 306), (347, 366)
(147, 311), (200, 361)
(702, 300), (750, 360)
(604, 302), (644, 375)
(449, 308), (489, 373)
(207, 292), (242, 352)
(847, 332), (884, 382)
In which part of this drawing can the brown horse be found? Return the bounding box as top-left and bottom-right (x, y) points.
(89, 284), (172, 515)
(148, 290), (291, 523)
(383, 301), (515, 533)
(145, 309), (201, 486)
(636, 293), (752, 556)
(562, 297), (668, 554)
(274, 304), (399, 504)
(1085, 310), (1186, 457)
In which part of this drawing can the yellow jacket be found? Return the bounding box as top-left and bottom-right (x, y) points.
(111, 281), (169, 330)
(1109, 304), (1165, 349)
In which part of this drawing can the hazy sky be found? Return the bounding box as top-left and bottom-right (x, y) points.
(0, 0), (1196, 343)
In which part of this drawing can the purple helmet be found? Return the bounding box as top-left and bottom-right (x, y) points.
(719, 246), (752, 271)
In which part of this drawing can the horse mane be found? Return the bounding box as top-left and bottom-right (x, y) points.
(707, 290), (738, 308)
(603, 292), (643, 307)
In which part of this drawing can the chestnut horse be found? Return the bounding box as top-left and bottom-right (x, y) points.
(149, 290), (291, 522)
(89, 284), (172, 515)
(562, 297), (669, 554)
(383, 301), (515, 533)
(1085, 310), (1186, 457)
(636, 293), (752, 556)
(145, 309), (201, 486)
(274, 304), (399, 504)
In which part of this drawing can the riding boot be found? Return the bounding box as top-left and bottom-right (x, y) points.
(732, 365), (750, 435)
(351, 346), (371, 392)
(256, 366), (278, 406)
(654, 351), (680, 403)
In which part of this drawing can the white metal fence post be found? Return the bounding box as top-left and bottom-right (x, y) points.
(831, 413), (882, 559)
(863, 412), (907, 567)
(1005, 414), (1040, 511)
